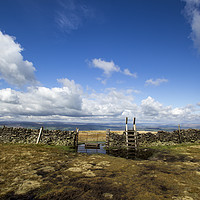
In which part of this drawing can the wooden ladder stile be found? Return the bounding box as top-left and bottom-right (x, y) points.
(125, 117), (138, 153)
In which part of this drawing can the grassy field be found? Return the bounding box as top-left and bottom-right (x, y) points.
(78, 130), (126, 142)
(78, 130), (157, 143)
(78, 130), (107, 142)
(0, 141), (200, 199)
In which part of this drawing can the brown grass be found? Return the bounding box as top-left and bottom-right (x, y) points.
(78, 130), (157, 143)
(78, 130), (125, 142)
(0, 143), (200, 199)
(78, 131), (106, 142)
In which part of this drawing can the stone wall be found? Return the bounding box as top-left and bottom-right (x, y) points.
(138, 129), (200, 144)
(0, 126), (77, 146)
(107, 132), (126, 147)
(1, 126), (200, 148)
(108, 129), (200, 148)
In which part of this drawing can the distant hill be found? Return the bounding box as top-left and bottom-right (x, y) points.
(0, 121), (200, 131)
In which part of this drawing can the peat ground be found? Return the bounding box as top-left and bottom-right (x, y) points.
(0, 143), (200, 200)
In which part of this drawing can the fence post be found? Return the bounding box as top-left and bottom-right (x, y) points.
(133, 117), (136, 130)
(133, 117), (138, 150)
(125, 117), (128, 132)
(178, 124), (182, 143)
(74, 128), (79, 147)
(36, 127), (43, 144)
(106, 129), (110, 148)
(126, 117), (128, 147)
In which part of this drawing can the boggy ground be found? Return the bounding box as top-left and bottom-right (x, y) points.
(0, 143), (200, 200)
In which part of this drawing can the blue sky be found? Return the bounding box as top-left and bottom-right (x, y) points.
(0, 0), (200, 124)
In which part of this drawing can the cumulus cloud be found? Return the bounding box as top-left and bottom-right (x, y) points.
(0, 31), (37, 87)
(82, 94), (200, 123)
(0, 79), (199, 123)
(0, 78), (83, 118)
(91, 58), (137, 83)
(139, 96), (199, 122)
(0, 88), (19, 104)
(55, 0), (94, 32)
(145, 78), (168, 86)
(123, 68), (137, 78)
(82, 88), (137, 117)
(91, 58), (120, 76)
(141, 96), (163, 117)
(57, 78), (82, 94)
(182, 0), (200, 53)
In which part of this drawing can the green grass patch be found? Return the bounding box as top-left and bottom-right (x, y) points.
(142, 141), (200, 151)
(40, 144), (76, 152)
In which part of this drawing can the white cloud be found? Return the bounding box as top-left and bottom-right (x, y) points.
(123, 68), (137, 78)
(0, 31), (37, 87)
(82, 88), (137, 120)
(0, 79), (199, 123)
(91, 58), (120, 76)
(57, 78), (82, 94)
(0, 88), (19, 104)
(145, 78), (168, 86)
(182, 0), (200, 53)
(0, 78), (83, 118)
(139, 96), (199, 122)
(91, 58), (137, 83)
(82, 94), (200, 123)
(140, 96), (165, 117)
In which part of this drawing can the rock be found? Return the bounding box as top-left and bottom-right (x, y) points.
(97, 161), (110, 167)
(67, 167), (82, 172)
(103, 193), (113, 199)
(15, 180), (41, 195)
(82, 170), (96, 177)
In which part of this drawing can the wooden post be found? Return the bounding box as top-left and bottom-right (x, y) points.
(106, 129), (110, 148)
(125, 117), (128, 147)
(125, 117), (128, 132)
(178, 124), (182, 143)
(36, 127), (43, 144)
(133, 117), (136, 130)
(133, 117), (138, 150)
(75, 128), (79, 147)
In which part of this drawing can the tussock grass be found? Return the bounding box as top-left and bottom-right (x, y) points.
(0, 142), (200, 199)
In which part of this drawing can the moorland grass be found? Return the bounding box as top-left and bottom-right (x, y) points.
(0, 142), (200, 199)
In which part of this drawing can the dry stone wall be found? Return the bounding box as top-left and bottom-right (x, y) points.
(108, 129), (200, 148)
(0, 126), (77, 146)
(108, 132), (126, 147)
(138, 129), (200, 144)
(1, 126), (200, 148)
